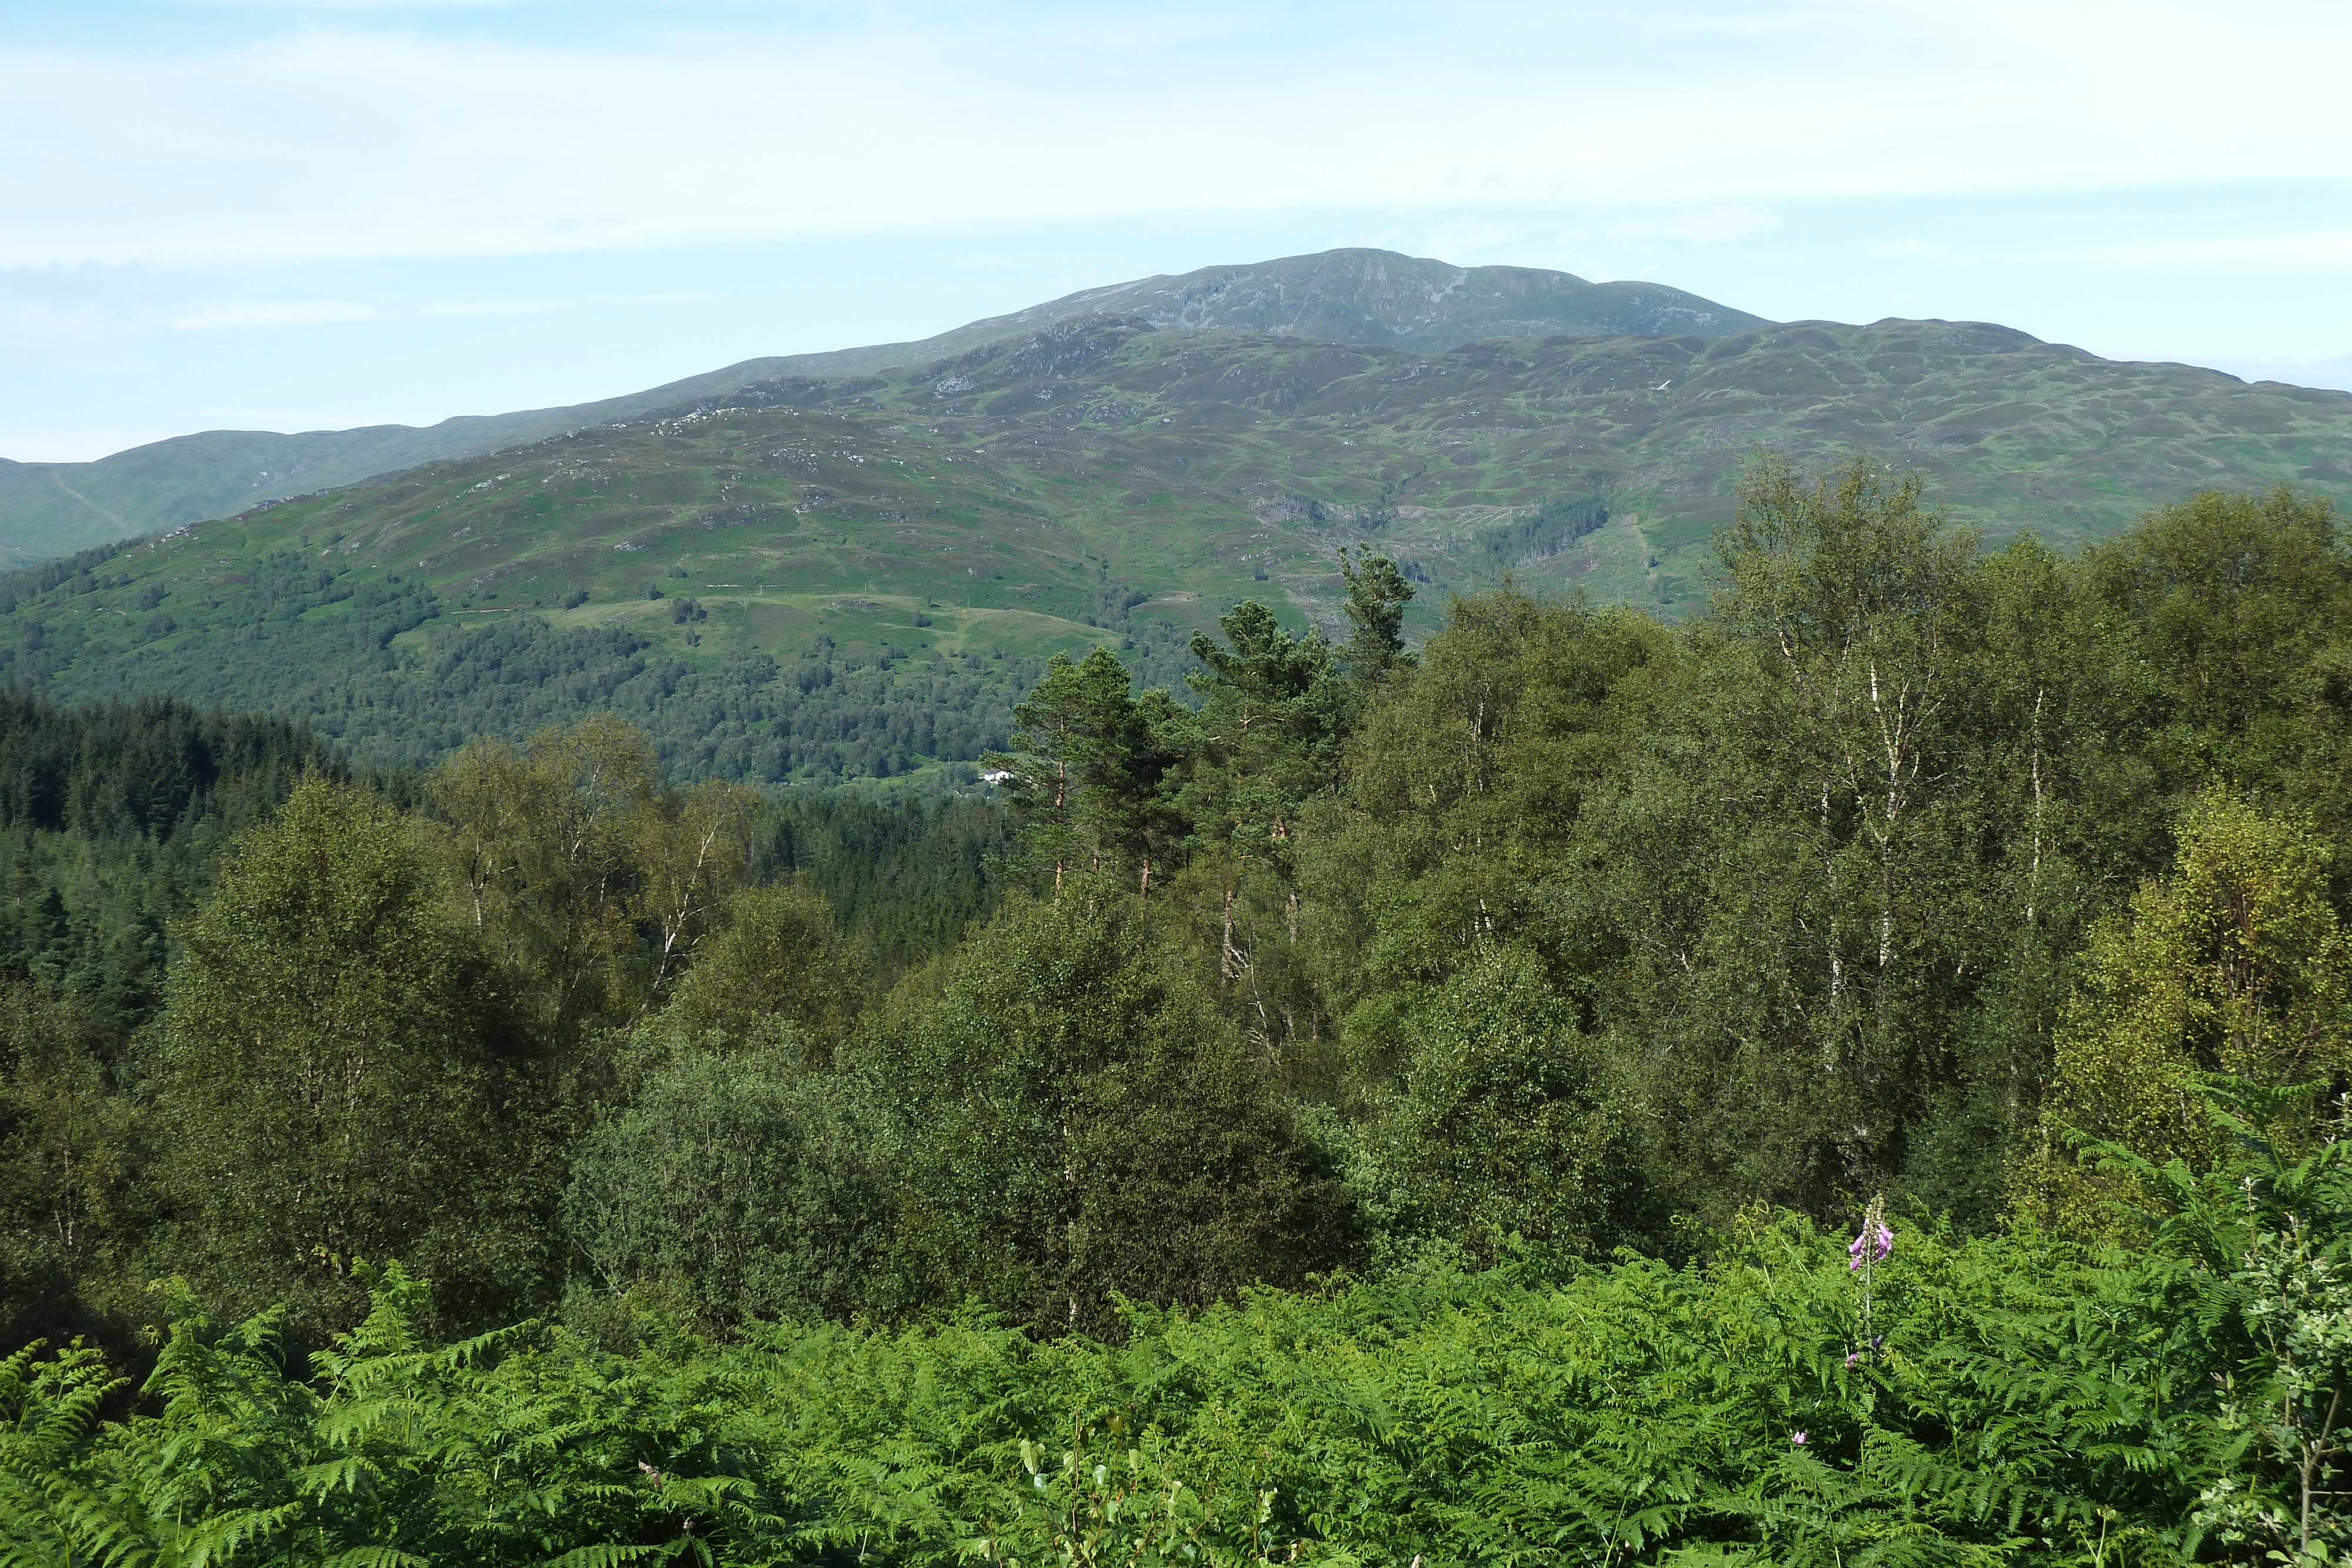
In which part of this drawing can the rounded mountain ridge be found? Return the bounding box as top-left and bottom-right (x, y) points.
(977, 246), (1770, 353)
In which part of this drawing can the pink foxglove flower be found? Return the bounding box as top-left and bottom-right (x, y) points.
(1791, 1430), (1808, 1446)
(1847, 1221), (1893, 1271)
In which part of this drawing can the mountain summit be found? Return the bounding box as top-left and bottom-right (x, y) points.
(846, 248), (1766, 361)
(0, 250), (1763, 564)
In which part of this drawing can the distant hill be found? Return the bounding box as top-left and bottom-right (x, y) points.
(0, 249), (1765, 567)
(3, 304), (2346, 790)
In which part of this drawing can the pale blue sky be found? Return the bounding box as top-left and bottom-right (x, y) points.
(4, 0), (2348, 462)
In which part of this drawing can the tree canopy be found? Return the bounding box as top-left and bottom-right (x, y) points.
(8, 462), (2352, 1564)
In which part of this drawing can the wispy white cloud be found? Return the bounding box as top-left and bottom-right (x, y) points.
(168, 299), (377, 329)
(416, 292), (711, 317)
(165, 290), (713, 331)
(2065, 231), (2352, 271)
(1611, 206), (1779, 243)
(6, 0), (2350, 462)
(1421, 218), (1524, 262)
(5, 1), (2349, 268)
(0, 296), (142, 346)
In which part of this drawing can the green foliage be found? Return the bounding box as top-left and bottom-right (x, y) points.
(988, 645), (1178, 894)
(0, 543), (137, 613)
(0, 693), (1025, 1343)
(2024, 791), (2352, 1228)
(1309, 586), (1673, 1001)
(1351, 945), (1655, 1269)
(2083, 486), (2352, 813)
(0, 1262), (792, 1564)
(149, 775), (554, 1332)
(429, 716), (760, 1042)
(8, 1159), (2331, 1567)
(0, 696), (399, 1350)
(0, 988), (138, 1349)
(749, 791), (1020, 979)
(1178, 601), (1343, 857)
(2197, 1201), (2352, 1565)
(1306, 466), (2346, 1232)
(0, 544), (1083, 788)
(564, 1041), (890, 1329)
(1475, 493), (1609, 566)
(14, 461), (2352, 1563)
(663, 882), (864, 1049)
(0, 688), (355, 1032)
(1336, 548), (1415, 693)
(855, 892), (1354, 1336)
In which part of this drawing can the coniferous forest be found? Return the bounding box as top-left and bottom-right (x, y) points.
(5, 457), (2352, 1564)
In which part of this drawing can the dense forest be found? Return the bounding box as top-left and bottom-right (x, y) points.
(5, 456), (2352, 1564)
(0, 540), (1208, 787)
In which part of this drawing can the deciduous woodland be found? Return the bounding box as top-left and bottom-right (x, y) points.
(5, 456), (2352, 1564)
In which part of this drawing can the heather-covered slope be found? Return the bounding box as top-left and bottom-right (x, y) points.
(0, 249), (1763, 566)
(2, 309), (2345, 784)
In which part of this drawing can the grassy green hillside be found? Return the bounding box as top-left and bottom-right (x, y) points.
(4, 310), (2347, 786)
(0, 248), (1762, 567)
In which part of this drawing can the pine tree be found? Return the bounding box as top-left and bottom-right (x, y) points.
(1338, 547), (1415, 691)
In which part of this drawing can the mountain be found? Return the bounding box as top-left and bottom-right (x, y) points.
(874, 247), (1767, 359)
(4, 302), (2346, 790)
(0, 249), (1765, 567)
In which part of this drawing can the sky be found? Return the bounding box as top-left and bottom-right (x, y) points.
(4, 0), (2349, 463)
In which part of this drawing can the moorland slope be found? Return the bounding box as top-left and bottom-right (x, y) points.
(4, 305), (2347, 785)
(0, 249), (1764, 565)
